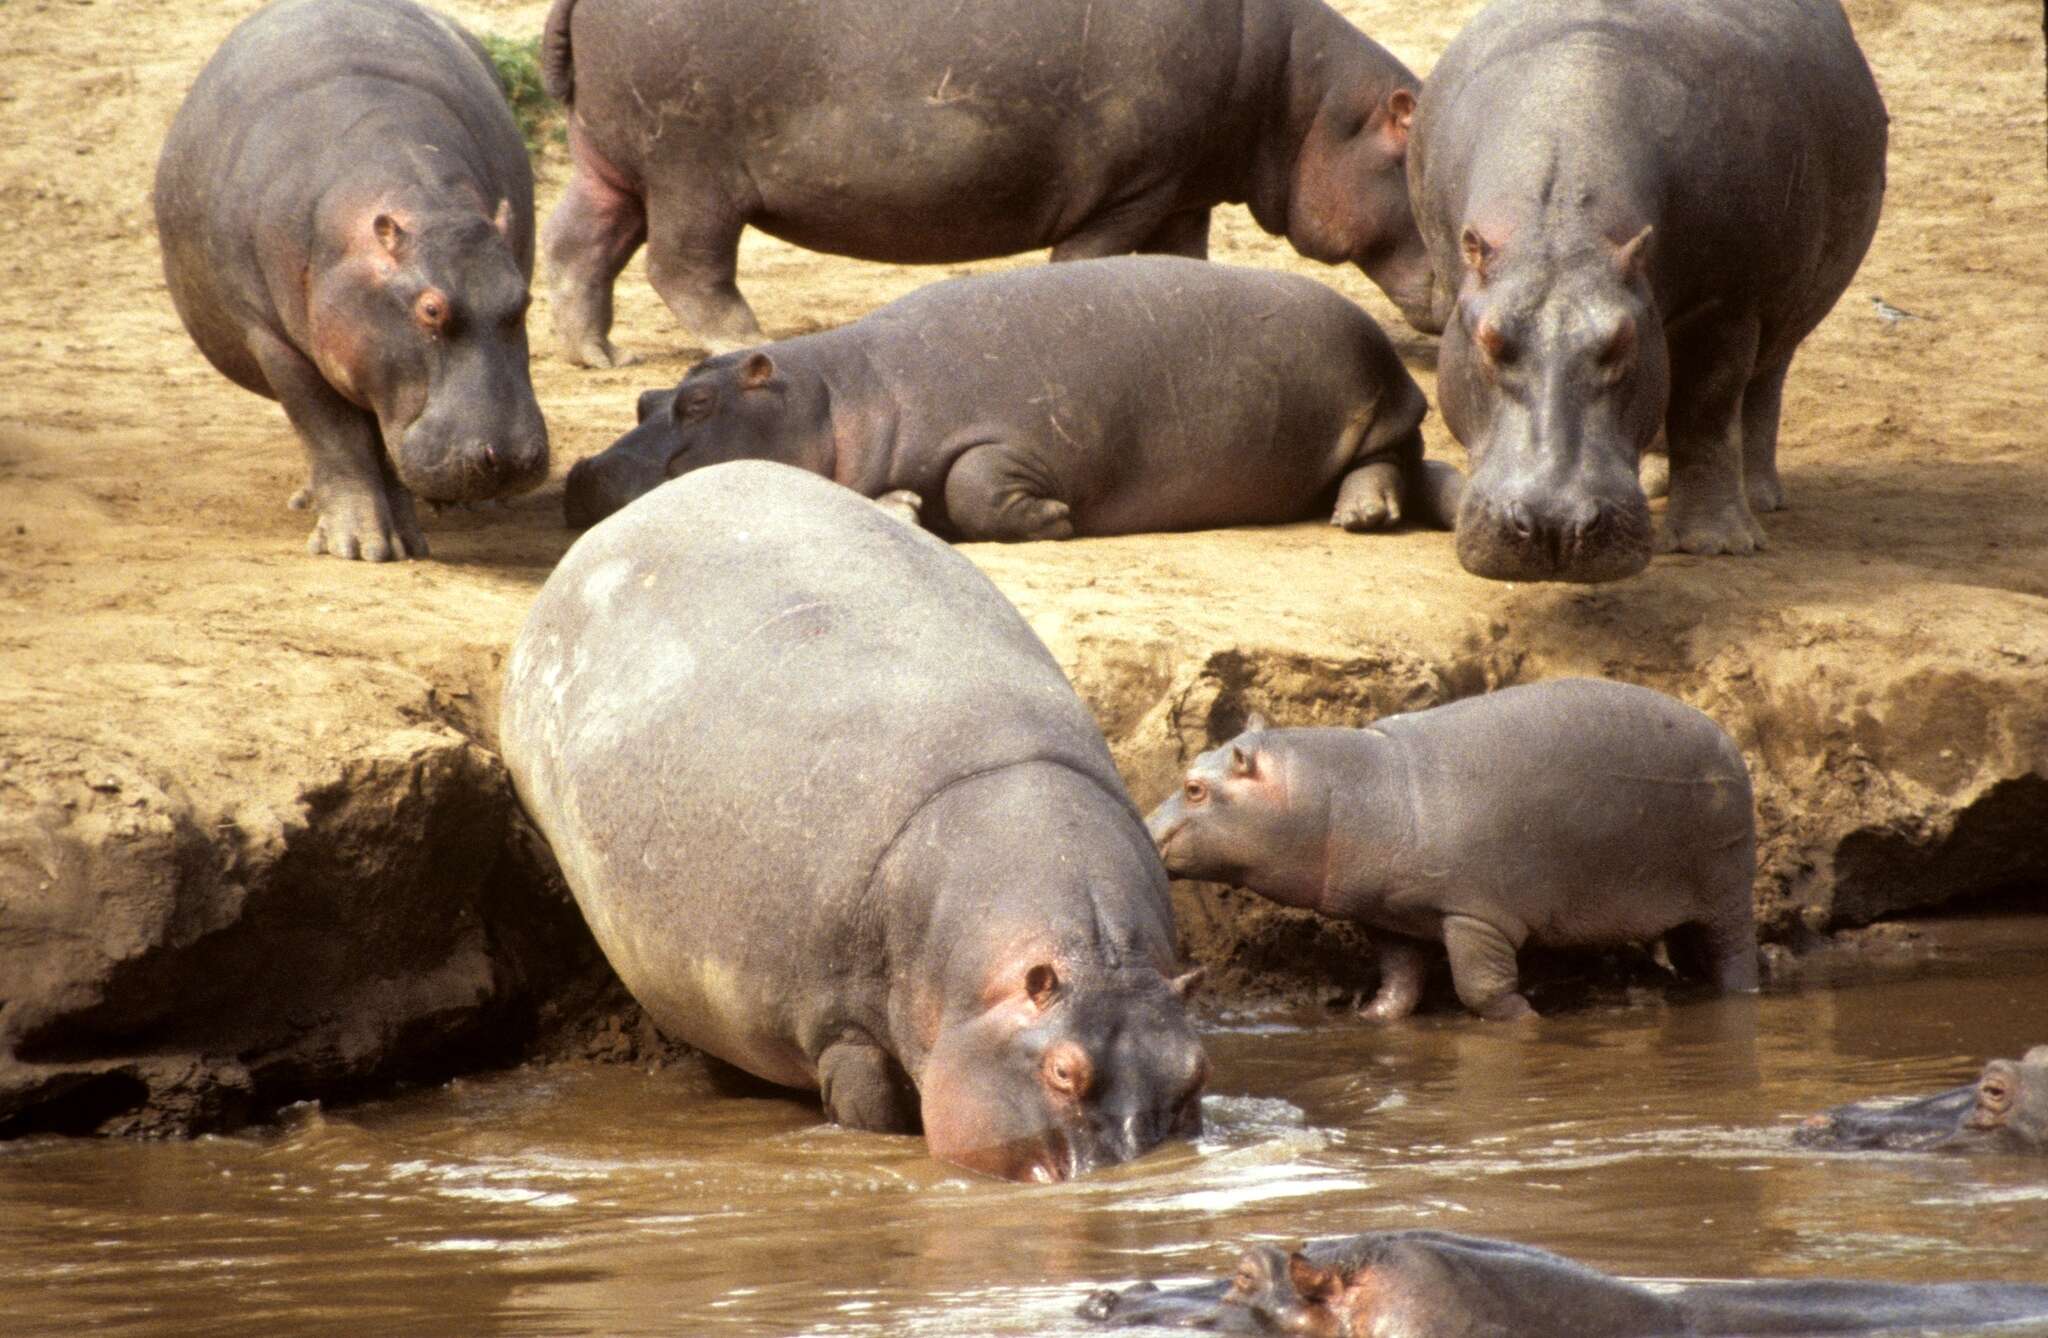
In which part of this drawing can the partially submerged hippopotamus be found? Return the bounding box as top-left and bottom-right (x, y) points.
(538, 0), (1431, 365)
(1797, 1047), (2048, 1155)
(1146, 679), (1758, 1019)
(1081, 1229), (2048, 1335)
(1409, 0), (1887, 581)
(154, 0), (548, 561)
(500, 461), (1207, 1181)
(563, 258), (1460, 536)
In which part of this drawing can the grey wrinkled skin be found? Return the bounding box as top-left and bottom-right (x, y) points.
(1146, 679), (1758, 1020)
(1410, 0), (1887, 582)
(1081, 1229), (2048, 1335)
(563, 257), (1461, 539)
(500, 462), (1206, 1182)
(1797, 1046), (2048, 1156)
(153, 0), (548, 562)
(537, 0), (1432, 367)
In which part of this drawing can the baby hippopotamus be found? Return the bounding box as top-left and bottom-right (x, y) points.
(561, 256), (1461, 537)
(1797, 1047), (2048, 1156)
(1145, 679), (1758, 1019)
(501, 461), (1206, 1182)
(1080, 1229), (2048, 1334)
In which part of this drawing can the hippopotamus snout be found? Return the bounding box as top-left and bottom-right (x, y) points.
(397, 398), (549, 503)
(564, 450), (665, 528)
(1454, 479), (1652, 583)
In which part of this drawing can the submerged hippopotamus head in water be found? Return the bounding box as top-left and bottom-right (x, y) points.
(1798, 1047), (2048, 1155)
(920, 961), (1208, 1182)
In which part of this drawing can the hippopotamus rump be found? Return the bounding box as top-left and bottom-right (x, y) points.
(1797, 1048), (2048, 1155)
(562, 257), (1460, 538)
(538, 0), (1431, 366)
(1145, 679), (1758, 1020)
(1409, 0), (1887, 581)
(153, 0), (547, 561)
(1080, 1230), (2048, 1335)
(500, 461), (1206, 1181)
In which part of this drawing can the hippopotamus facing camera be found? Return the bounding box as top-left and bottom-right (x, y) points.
(502, 462), (1207, 1182)
(563, 257), (1461, 538)
(538, 0), (1433, 366)
(154, 0), (548, 560)
(1409, 0), (1887, 582)
(1080, 1229), (2048, 1335)
(1146, 679), (1759, 1020)
(1798, 1047), (2048, 1156)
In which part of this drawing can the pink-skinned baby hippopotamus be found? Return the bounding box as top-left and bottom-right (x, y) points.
(537, 0), (1432, 365)
(154, 0), (548, 561)
(1410, 0), (1888, 581)
(1797, 1047), (2048, 1157)
(562, 256), (1462, 538)
(1145, 679), (1759, 1020)
(500, 461), (1208, 1182)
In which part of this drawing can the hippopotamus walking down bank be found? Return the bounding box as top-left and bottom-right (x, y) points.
(562, 257), (1461, 536)
(1145, 679), (1758, 1019)
(1797, 1047), (2048, 1156)
(1409, 0), (1888, 581)
(537, 0), (1432, 366)
(500, 461), (1207, 1181)
(154, 0), (548, 561)
(1080, 1230), (2048, 1334)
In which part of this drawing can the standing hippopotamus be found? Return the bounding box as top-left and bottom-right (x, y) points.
(500, 461), (1207, 1181)
(538, 0), (1431, 366)
(1409, 0), (1887, 582)
(1797, 1047), (2048, 1156)
(1145, 679), (1758, 1019)
(1081, 1230), (2048, 1334)
(561, 257), (1461, 536)
(154, 0), (548, 561)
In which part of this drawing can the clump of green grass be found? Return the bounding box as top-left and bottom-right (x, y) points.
(481, 33), (565, 156)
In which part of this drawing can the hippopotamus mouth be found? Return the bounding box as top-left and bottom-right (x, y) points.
(1453, 485), (1654, 583)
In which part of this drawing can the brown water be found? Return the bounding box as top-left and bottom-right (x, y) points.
(4, 917), (2045, 1337)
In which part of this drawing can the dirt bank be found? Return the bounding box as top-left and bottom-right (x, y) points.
(2, 0), (2044, 1134)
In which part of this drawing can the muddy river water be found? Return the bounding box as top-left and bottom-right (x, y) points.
(4, 916), (2044, 1336)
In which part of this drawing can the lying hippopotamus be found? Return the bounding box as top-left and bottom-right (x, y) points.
(562, 257), (1462, 537)
(1145, 679), (1758, 1019)
(1408, 0), (1887, 581)
(1081, 1229), (2048, 1334)
(1797, 1047), (2048, 1155)
(537, 0), (1431, 365)
(153, 0), (548, 561)
(500, 461), (1207, 1181)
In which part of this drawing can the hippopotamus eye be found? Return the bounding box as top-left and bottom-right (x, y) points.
(413, 290), (449, 335)
(1474, 318), (1512, 365)
(678, 390), (717, 422)
(1982, 1077), (2012, 1109)
(1183, 778), (1209, 804)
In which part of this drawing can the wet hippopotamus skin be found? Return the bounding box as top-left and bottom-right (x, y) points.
(1797, 1047), (2048, 1156)
(500, 460), (1207, 1181)
(562, 257), (1462, 537)
(1409, 0), (1888, 582)
(537, 0), (1431, 367)
(153, 0), (548, 561)
(1145, 679), (1758, 1020)
(1080, 1229), (2048, 1335)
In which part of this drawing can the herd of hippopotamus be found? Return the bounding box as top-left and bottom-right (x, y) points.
(150, 0), (2041, 1330)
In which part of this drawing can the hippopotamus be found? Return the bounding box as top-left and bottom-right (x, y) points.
(153, 0), (548, 561)
(1797, 1048), (2048, 1155)
(537, 0), (1431, 366)
(1080, 1230), (2048, 1335)
(561, 257), (1462, 536)
(1408, 0), (1887, 581)
(1145, 679), (1758, 1020)
(500, 460), (1206, 1181)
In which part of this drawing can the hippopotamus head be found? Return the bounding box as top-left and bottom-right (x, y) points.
(1961, 1046), (2048, 1151)
(1146, 715), (1323, 896)
(310, 202), (548, 504)
(1438, 226), (1667, 582)
(917, 960), (1207, 1182)
(1079, 1245), (1338, 1333)
(564, 351), (820, 527)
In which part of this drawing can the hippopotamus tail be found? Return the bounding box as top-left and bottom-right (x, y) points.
(541, 0), (578, 103)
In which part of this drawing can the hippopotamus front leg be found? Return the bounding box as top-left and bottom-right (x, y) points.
(249, 329), (427, 561)
(1741, 360), (1792, 514)
(1135, 208), (1211, 259)
(942, 442), (1076, 541)
(1361, 934), (1432, 1021)
(1660, 315), (1769, 557)
(1330, 459), (1405, 531)
(817, 1039), (921, 1134)
(1443, 915), (1536, 1021)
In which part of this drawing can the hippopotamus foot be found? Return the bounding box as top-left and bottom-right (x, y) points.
(944, 444), (1076, 540)
(304, 479), (427, 561)
(1360, 935), (1430, 1021)
(872, 490), (924, 527)
(1331, 460), (1403, 531)
(818, 1039), (921, 1134)
(1746, 471), (1787, 514)
(1444, 915), (1537, 1020)
(1655, 497), (1767, 556)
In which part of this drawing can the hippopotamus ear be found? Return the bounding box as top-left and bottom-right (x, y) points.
(636, 388), (672, 424)
(1244, 711), (1271, 733)
(1170, 966), (1205, 1000)
(373, 213), (412, 260)
(1613, 225), (1653, 283)
(1025, 963), (1061, 1010)
(491, 198), (513, 238)
(1385, 87), (1417, 147)
(1460, 225), (1496, 285)
(2025, 1046), (2048, 1066)
(1228, 743), (1259, 779)
(740, 351), (779, 391)
(1286, 1253), (1343, 1305)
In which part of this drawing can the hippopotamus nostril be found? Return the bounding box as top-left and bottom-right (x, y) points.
(1505, 499), (1536, 538)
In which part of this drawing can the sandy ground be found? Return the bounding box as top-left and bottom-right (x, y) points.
(2, 0), (2045, 1007)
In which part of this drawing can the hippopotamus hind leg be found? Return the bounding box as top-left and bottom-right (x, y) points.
(818, 1039), (921, 1134)
(1331, 459), (1405, 531)
(542, 135), (649, 369)
(1658, 316), (1769, 556)
(942, 442), (1076, 541)
(1442, 915), (1536, 1020)
(1361, 934), (1432, 1021)
(1667, 914), (1761, 993)
(642, 182), (764, 355)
